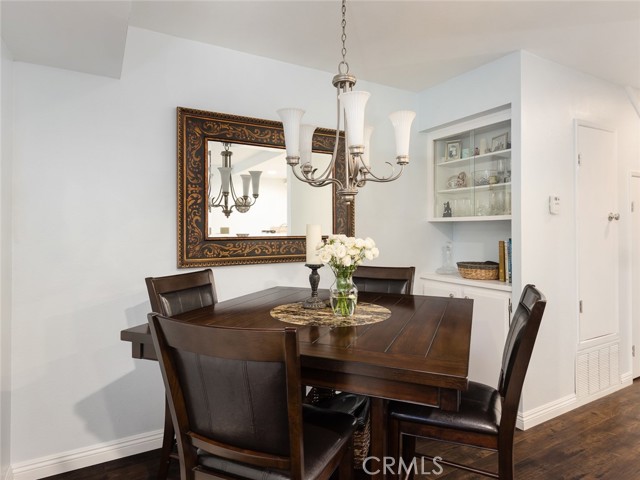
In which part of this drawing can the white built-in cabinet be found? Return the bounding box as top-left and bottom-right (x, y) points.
(422, 275), (512, 388)
(423, 105), (515, 388)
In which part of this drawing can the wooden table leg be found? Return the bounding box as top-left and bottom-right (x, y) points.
(370, 397), (388, 480)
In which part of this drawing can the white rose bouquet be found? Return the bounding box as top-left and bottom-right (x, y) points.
(316, 235), (380, 315)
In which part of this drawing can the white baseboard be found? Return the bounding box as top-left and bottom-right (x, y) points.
(11, 430), (162, 480)
(517, 374), (634, 430)
(517, 392), (577, 430)
(2, 466), (13, 480)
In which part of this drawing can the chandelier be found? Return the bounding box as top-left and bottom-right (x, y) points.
(277, 0), (415, 204)
(208, 142), (262, 218)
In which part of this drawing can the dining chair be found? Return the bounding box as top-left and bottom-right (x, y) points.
(387, 284), (546, 480)
(148, 313), (357, 480)
(145, 269), (218, 479)
(352, 265), (415, 295)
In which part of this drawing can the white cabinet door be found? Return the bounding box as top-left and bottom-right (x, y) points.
(421, 279), (510, 388)
(463, 286), (511, 388)
(422, 280), (461, 298)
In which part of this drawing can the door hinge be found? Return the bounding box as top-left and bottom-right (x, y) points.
(632, 201), (635, 213)
(633, 345), (636, 357)
(577, 153), (582, 166)
(579, 300), (583, 313)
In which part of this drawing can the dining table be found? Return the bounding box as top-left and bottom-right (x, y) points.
(121, 286), (473, 479)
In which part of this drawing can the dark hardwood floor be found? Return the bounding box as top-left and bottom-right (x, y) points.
(42, 379), (640, 479)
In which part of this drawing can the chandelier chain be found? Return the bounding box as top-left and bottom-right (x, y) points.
(338, 0), (349, 74)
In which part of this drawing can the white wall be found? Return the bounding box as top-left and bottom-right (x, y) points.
(1, 38), (14, 480)
(519, 52), (640, 413)
(9, 26), (434, 472)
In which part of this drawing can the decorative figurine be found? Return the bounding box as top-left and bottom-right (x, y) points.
(443, 201), (452, 217)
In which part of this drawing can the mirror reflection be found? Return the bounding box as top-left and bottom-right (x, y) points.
(206, 141), (332, 238)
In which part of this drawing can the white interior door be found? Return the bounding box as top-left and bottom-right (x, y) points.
(632, 174), (640, 377)
(576, 123), (619, 343)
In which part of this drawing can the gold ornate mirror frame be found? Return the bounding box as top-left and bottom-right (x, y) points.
(177, 107), (355, 267)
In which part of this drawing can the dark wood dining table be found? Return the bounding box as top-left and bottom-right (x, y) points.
(121, 286), (473, 479)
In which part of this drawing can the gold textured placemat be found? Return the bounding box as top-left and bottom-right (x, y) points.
(270, 302), (391, 327)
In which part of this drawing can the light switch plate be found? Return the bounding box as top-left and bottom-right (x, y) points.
(549, 195), (560, 214)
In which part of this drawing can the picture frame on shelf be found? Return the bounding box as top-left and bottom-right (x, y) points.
(491, 133), (508, 152)
(446, 140), (462, 161)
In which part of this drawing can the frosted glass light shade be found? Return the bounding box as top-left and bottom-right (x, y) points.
(362, 125), (374, 168)
(389, 110), (416, 157)
(240, 174), (251, 197)
(299, 124), (317, 165)
(339, 91), (370, 147)
(249, 170), (262, 195)
(218, 167), (232, 194)
(277, 108), (305, 158)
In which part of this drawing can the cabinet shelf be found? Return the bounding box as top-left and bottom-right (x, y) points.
(435, 148), (511, 167)
(421, 273), (512, 292)
(430, 215), (512, 222)
(437, 182), (512, 195)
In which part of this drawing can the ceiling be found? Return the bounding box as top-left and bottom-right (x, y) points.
(2, 1), (639, 92)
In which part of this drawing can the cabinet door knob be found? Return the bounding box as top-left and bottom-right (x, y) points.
(608, 212), (620, 221)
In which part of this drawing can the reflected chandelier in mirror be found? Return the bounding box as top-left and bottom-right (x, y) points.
(177, 107), (355, 267)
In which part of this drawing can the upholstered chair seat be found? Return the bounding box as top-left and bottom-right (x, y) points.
(198, 405), (356, 480)
(389, 381), (501, 436)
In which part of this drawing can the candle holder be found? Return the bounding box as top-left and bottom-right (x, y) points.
(303, 264), (326, 309)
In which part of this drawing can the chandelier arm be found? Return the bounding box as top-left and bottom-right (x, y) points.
(359, 162), (406, 183)
(290, 164), (344, 189)
(209, 188), (225, 210)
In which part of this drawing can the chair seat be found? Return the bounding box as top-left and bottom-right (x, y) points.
(389, 381), (502, 436)
(198, 405), (357, 480)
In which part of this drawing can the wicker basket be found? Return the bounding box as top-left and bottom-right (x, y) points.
(305, 387), (371, 469)
(457, 261), (499, 280)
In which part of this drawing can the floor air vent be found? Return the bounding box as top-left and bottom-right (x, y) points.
(576, 343), (619, 398)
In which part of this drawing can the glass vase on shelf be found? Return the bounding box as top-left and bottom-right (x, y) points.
(329, 272), (358, 317)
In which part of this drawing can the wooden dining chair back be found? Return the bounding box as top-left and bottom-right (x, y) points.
(148, 314), (356, 480)
(145, 269), (218, 479)
(352, 266), (415, 295)
(387, 284), (546, 480)
(145, 269), (217, 317)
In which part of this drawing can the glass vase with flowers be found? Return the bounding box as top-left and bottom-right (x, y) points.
(316, 235), (379, 316)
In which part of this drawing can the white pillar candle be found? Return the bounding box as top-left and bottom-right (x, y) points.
(305, 224), (322, 264)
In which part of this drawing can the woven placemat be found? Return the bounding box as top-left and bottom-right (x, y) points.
(270, 302), (390, 327)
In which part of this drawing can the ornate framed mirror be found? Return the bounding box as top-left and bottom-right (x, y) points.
(177, 107), (355, 267)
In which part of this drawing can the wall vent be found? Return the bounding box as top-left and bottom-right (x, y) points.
(576, 343), (619, 398)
